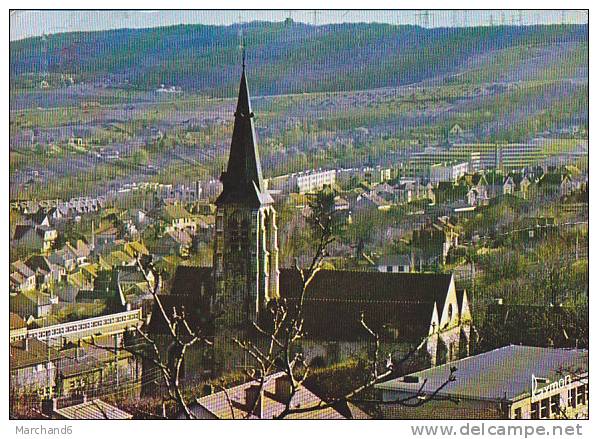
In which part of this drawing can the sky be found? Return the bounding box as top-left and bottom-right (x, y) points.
(9, 10), (589, 41)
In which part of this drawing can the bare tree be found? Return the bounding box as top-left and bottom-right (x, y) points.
(88, 188), (458, 419)
(227, 189), (459, 419)
(88, 256), (212, 419)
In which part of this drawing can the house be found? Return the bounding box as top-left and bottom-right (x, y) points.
(449, 123), (465, 138)
(560, 174), (577, 197)
(48, 248), (76, 274)
(54, 344), (138, 398)
(10, 289), (58, 320)
(178, 372), (364, 419)
(461, 173), (489, 207)
(334, 196), (350, 212)
(377, 254), (412, 273)
(12, 224), (58, 252)
(160, 204), (197, 233)
(10, 338), (61, 397)
(375, 346), (588, 420)
(411, 217), (459, 266)
(434, 181), (468, 205)
(48, 241), (91, 274)
(27, 210), (52, 227)
(354, 191), (392, 211)
(24, 255), (64, 290)
(64, 240), (91, 266)
(10, 260), (37, 293)
(537, 171), (577, 198)
(503, 174), (532, 199)
(152, 230), (193, 257)
(94, 224), (119, 250)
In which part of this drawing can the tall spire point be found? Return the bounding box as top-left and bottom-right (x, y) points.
(239, 27), (246, 72)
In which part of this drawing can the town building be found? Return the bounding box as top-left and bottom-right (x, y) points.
(377, 254), (412, 273)
(429, 161), (469, 184)
(375, 345), (588, 419)
(266, 169), (336, 194)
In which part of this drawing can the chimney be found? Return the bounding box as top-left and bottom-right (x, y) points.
(274, 375), (292, 403)
(245, 385), (263, 418)
(41, 397), (57, 418)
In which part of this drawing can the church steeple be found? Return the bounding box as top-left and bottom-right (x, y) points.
(212, 54), (280, 337)
(216, 58), (273, 207)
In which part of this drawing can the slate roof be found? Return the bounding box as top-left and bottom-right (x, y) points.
(10, 312), (27, 330)
(378, 254), (412, 267)
(187, 371), (348, 419)
(12, 224), (35, 241)
(278, 269), (452, 342)
(54, 399), (132, 420)
(162, 204), (193, 221)
(10, 338), (61, 370)
(25, 255), (53, 275)
(12, 260), (35, 278)
(56, 346), (109, 378)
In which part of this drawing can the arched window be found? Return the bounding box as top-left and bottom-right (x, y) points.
(447, 303), (454, 322)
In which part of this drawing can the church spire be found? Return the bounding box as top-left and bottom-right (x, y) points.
(215, 53), (272, 207)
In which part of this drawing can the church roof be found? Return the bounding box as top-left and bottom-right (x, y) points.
(278, 269), (453, 342)
(215, 64), (273, 208)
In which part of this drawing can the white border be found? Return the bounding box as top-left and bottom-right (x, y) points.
(2, 2), (595, 438)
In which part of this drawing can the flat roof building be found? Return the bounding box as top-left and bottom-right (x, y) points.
(375, 345), (588, 419)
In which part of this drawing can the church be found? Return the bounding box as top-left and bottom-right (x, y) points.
(148, 60), (472, 378)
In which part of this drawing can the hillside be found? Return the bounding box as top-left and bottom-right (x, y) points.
(10, 22), (588, 96)
(9, 22), (588, 201)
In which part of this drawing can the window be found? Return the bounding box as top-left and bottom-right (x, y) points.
(531, 402), (539, 419)
(386, 266), (393, 273)
(586, 384), (589, 402)
(577, 385), (586, 405)
(513, 407), (522, 419)
(568, 388), (577, 408)
(540, 398), (550, 419)
(550, 394), (560, 415)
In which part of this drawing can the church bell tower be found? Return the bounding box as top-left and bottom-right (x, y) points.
(213, 56), (280, 329)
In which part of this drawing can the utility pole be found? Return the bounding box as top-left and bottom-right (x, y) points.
(575, 227), (579, 260)
(41, 33), (48, 79)
(115, 334), (120, 387)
